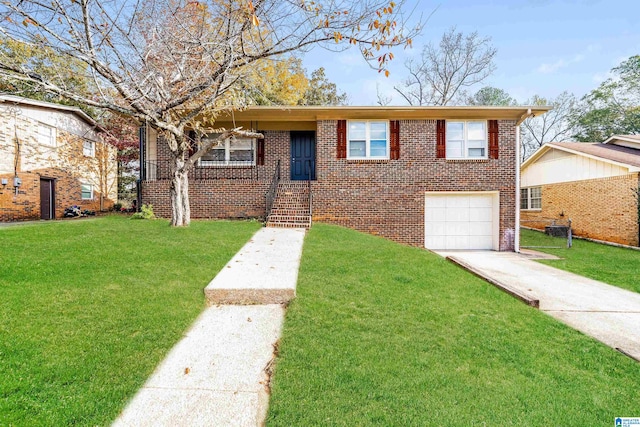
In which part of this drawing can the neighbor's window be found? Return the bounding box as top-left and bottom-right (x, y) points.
(521, 186), (542, 210)
(348, 121), (389, 159)
(446, 121), (487, 159)
(81, 183), (93, 200)
(83, 140), (95, 157)
(38, 123), (56, 147)
(199, 135), (255, 166)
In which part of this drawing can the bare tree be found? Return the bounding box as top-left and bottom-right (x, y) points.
(394, 27), (496, 106)
(376, 82), (393, 106)
(521, 91), (577, 160)
(0, 0), (420, 226)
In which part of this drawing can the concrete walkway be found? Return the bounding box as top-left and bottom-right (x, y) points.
(113, 227), (306, 427)
(438, 250), (640, 361)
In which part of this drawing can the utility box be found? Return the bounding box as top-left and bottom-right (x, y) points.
(13, 177), (22, 187)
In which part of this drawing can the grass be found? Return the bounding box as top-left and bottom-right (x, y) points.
(0, 216), (260, 426)
(266, 224), (640, 426)
(521, 228), (640, 293)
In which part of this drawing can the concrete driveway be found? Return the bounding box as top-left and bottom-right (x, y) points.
(437, 250), (640, 361)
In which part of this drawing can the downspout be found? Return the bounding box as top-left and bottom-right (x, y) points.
(137, 122), (147, 212)
(515, 108), (534, 252)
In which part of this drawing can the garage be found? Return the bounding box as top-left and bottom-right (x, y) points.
(425, 192), (499, 250)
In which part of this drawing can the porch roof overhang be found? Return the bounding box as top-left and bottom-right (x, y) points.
(215, 105), (551, 125)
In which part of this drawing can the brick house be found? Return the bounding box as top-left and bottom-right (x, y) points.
(140, 106), (549, 251)
(0, 95), (117, 221)
(520, 135), (640, 246)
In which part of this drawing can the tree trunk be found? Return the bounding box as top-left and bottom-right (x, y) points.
(169, 154), (191, 226)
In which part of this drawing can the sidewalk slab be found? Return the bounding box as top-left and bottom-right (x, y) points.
(112, 304), (285, 427)
(205, 227), (306, 305)
(114, 226), (306, 426)
(437, 250), (640, 361)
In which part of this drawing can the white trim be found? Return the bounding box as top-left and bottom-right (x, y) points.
(37, 122), (56, 147)
(199, 136), (256, 167)
(445, 120), (488, 160)
(0, 95), (100, 129)
(522, 143), (640, 173)
(520, 186), (542, 210)
(81, 183), (93, 200)
(346, 120), (390, 160)
(515, 125), (521, 252)
(83, 139), (95, 157)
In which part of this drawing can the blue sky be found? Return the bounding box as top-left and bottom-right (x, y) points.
(301, 0), (640, 105)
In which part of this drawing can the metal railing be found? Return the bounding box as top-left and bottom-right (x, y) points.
(142, 160), (259, 181)
(265, 159), (281, 219)
(306, 160), (313, 225)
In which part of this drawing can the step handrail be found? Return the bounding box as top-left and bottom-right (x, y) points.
(265, 160), (281, 220)
(306, 160), (313, 225)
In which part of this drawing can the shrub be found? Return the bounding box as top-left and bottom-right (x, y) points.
(130, 204), (156, 220)
(113, 202), (123, 212)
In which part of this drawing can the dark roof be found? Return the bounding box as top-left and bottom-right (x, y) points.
(549, 142), (640, 168)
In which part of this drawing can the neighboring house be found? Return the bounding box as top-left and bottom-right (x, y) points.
(0, 95), (117, 221)
(520, 135), (640, 246)
(140, 106), (549, 251)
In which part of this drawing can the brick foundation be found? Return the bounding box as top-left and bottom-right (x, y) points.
(521, 173), (640, 246)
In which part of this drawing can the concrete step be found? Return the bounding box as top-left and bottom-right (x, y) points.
(204, 228), (306, 305)
(266, 222), (310, 229)
(267, 215), (311, 223)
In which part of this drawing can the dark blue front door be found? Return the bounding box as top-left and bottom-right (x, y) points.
(290, 131), (316, 180)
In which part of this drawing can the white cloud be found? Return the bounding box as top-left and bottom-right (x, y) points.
(537, 53), (585, 74)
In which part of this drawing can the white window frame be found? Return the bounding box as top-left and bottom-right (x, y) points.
(520, 186), (542, 210)
(347, 120), (390, 160)
(446, 120), (488, 159)
(81, 183), (93, 200)
(38, 122), (56, 147)
(199, 136), (256, 167)
(83, 140), (95, 157)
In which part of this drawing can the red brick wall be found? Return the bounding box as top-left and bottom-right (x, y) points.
(312, 120), (517, 249)
(144, 121), (518, 250)
(521, 173), (640, 246)
(144, 130), (290, 219)
(0, 168), (113, 221)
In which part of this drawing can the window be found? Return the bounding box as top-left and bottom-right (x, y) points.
(446, 121), (487, 159)
(81, 183), (93, 200)
(521, 187), (542, 210)
(199, 135), (255, 166)
(348, 121), (388, 159)
(38, 123), (56, 146)
(83, 140), (95, 157)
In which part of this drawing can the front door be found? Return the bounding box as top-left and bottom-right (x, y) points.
(290, 131), (316, 181)
(40, 178), (55, 220)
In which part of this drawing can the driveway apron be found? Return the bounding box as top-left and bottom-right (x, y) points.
(437, 250), (640, 361)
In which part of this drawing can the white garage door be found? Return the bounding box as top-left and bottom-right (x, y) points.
(425, 193), (498, 250)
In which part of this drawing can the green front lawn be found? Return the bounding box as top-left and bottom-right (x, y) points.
(521, 228), (640, 293)
(267, 224), (640, 426)
(0, 216), (260, 426)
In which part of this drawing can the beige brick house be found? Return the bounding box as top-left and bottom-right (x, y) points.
(0, 95), (117, 221)
(520, 135), (640, 246)
(141, 106), (549, 251)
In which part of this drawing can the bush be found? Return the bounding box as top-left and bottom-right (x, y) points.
(113, 202), (123, 212)
(130, 204), (156, 220)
